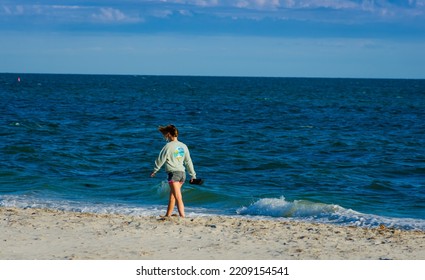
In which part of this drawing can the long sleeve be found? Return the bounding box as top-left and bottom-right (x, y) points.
(153, 145), (167, 173)
(184, 148), (196, 178)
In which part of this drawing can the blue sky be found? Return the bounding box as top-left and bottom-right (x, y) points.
(1, 0), (425, 78)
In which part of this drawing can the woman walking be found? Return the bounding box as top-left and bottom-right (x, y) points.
(150, 125), (197, 218)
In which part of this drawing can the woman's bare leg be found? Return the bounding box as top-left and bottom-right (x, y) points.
(167, 182), (185, 217)
(166, 190), (176, 217)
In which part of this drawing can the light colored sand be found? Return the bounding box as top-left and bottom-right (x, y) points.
(1, 207), (424, 260)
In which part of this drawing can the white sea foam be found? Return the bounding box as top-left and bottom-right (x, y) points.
(237, 196), (341, 218)
(0, 194), (162, 216)
(0, 194), (214, 218)
(236, 196), (425, 231)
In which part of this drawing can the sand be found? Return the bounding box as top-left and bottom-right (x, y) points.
(1, 207), (424, 260)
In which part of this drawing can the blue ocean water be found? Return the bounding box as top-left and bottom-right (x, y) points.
(1, 74), (424, 230)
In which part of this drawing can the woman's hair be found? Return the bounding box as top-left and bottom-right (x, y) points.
(158, 124), (179, 137)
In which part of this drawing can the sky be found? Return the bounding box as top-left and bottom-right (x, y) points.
(1, 0), (425, 79)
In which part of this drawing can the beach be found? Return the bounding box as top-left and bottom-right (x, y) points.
(1, 207), (424, 260)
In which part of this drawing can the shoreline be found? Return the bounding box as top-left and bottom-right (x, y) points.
(1, 207), (424, 260)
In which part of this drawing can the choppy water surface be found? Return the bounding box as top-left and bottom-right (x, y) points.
(1, 74), (424, 230)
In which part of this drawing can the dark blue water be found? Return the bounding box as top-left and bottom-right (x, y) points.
(1, 74), (424, 230)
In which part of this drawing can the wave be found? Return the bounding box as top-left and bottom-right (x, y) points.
(236, 196), (425, 231)
(0, 194), (216, 217)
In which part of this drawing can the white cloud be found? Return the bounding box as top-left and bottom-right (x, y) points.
(233, 0), (359, 10)
(193, 0), (219, 7)
(151, 9), (174, 18)
(92, 8), (126, 22)
(160, 0), (219, 7)
(2, 5), (12, 15)
(1, 5), (25, 15)
(1, 4), (143, 24)
(299, 0), (358, 9)
(51, 5), (83, 10)
(234, 0), (281, 9)
(92, 7), (142, 23)
(178, 9), (193, 16)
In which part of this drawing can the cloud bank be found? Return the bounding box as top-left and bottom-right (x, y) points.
(1, 0), (424, 34)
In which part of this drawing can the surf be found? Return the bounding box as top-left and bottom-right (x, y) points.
(236, 196), (425, 231)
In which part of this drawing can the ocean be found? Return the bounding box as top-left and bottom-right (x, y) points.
(1, 73), (424, 230)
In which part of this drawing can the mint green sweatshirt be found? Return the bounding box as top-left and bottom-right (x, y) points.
(153, 140), (196, 178)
